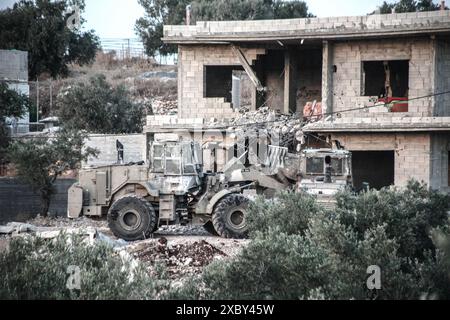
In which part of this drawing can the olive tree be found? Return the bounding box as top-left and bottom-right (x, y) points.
(57, 75), (146, 134)
(7, 129), (98, 216)
(0, 82), (30, 158)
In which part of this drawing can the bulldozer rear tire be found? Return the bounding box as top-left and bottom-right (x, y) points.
(212, 194), (249, 239)
(107, 195), (157, 241)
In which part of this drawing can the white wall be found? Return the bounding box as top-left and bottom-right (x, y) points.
(83, 134), (146, 167)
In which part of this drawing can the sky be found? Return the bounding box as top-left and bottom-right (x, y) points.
(0, 0), (412, 39)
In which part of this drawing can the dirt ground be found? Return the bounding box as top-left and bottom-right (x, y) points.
(0, 216), (249, 279)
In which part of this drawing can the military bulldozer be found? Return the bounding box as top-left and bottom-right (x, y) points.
(68, 138), (293, 241)
(68, 130), (353, 241)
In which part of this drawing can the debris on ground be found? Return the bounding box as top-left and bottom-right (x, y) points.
(0, 222), (37, 235)
(26, 215), (108, 230)
(132, 237), (227, 278)
(1, 218), (248, 279)
(156, 225), (210, 236)
(0, 221), (98, 243)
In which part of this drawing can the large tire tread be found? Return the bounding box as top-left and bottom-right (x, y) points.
(212, 194), (249, 239)
(107, 195), (157, 241)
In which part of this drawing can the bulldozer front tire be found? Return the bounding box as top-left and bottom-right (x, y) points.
(212, 194), (250, 239)
(203, 221), (219, 236)
(107, 195), (157, 241)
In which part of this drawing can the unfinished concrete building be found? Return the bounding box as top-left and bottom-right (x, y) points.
(161, 10), (450, 193)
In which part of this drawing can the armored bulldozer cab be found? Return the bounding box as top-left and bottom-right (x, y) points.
(298, 149), (352, 208)
(150, 140), (203, 176)
(68, 140), (203, 218)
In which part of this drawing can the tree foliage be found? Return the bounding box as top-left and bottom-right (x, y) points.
(0, 0), (100, 79)
(180, 181), (450, 300)
(7, 129), (98, 216)
(0, 234), (171, 300)
(0, 82), (30, 159)
(57, 75), (146, 134)
(135, 0), (313, 57)
(246, 191), (321, 237)
(376, 0), (444, 13)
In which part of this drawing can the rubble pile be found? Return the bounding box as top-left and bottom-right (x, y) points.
(156, 225), (210, 236)
(134, 237), (227, 278)
(206, 107), (307, 150)
(152, 98), (178, 115)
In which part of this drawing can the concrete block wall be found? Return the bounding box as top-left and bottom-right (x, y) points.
(330, 38), (434, 118)
(83, 134), (146, 167)
(0, 50), (28, 81)
(331, 133), (432, 187)
(430, 133), (450, 191)
(435, 39), (450, 116)
(165, 11), (450, 40)
(0, 178), (76, 223)
(395, 133), (432, 187)
(178, 45), (266, 119)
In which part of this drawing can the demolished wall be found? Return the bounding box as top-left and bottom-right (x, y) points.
(177, 45), (266, 119)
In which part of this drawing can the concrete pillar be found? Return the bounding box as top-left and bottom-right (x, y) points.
(251, 61), (265, 111)
(284, 48), (297, 114)
(322, 41), (334, 115)
(431, 36), (438, 117)
(232, 75), (241, 110)
(177, 46), (183, 117)
(251, 89), (257, 111)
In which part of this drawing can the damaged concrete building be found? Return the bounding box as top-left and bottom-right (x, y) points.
(160, 10), (450, 193)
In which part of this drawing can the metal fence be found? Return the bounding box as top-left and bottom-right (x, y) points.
(100, 38), (177, 64)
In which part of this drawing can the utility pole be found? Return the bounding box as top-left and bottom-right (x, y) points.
(36, 79), (39, 123)
(127, 38), (131, 59)
(49, 80), (52, 115)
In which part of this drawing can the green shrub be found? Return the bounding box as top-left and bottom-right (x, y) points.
(57, 75), (145, 134)
(0, 234), (170, 300)
(247, 191), (322, 237)
(197, 230), (331, 300)
(306, 215), (425, 300)
(188, 181), (450, 300)
(335, 180), (450, 260)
